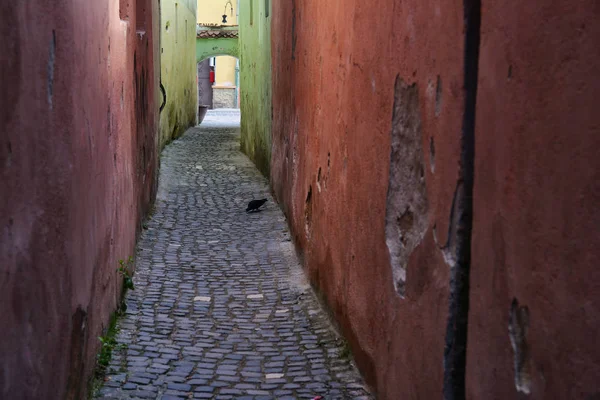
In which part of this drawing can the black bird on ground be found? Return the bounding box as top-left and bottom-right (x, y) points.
(246, 198), (268, 213)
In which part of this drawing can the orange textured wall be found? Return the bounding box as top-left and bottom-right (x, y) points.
(467, 1), (600, 398)
(270, 0), (600, 399)
(271, 0), (466, 398)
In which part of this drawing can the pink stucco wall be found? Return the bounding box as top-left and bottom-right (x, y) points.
(0, 1), (159, 398)
(270, 0), (600, 399)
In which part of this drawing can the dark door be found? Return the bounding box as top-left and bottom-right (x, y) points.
(197, 59), (213, 109)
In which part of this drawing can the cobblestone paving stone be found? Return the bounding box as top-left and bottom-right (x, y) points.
(96, 110), (373, 400)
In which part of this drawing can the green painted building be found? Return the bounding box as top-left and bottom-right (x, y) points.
(159, 0), (198, 149)
(195, 26), (239, 62)
(239, 0), (272, 175)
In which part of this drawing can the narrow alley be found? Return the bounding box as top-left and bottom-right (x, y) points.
(95, 110), (372, 400)
(2, 1), (599, 399)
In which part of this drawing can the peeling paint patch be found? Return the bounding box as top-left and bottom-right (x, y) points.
(385, 76), (428, 297)
(509, 298), (532, 395)
(316, 167), (322, 193)
(433, 183), (462, 269)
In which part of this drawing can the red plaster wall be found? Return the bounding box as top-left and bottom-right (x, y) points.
(467, 1), (600, 399)
(0, 0), (159, 398)
(271, 0), (600, 399)
(271, 0), (465, 398)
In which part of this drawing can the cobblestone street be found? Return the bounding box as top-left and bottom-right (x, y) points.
(97, 110), (372, 400)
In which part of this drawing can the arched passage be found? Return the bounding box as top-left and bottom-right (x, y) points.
(195, 26), (239, 62)
(196, 26), (240, 113)
(196, 41), (239, 62)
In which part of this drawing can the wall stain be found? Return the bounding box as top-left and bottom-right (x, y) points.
(47, 30), (56, 110)
(435, 75), (443, 117)
(291, 0), (297, 60)
(442, 0), (481, 397)
(0, 2), (21, 127)
(65, 307), (88, 400)
(134, 50), (149, 181)
(305, 184), (313, 240)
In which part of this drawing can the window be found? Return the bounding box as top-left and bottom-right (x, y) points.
(250, 0), (254, 26)
(265, 0), (269, 18)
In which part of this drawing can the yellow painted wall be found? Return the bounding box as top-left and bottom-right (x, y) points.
(160, 0), (198, 149)
(197, 0), (237, 86)
(215, 56), (237, 86)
